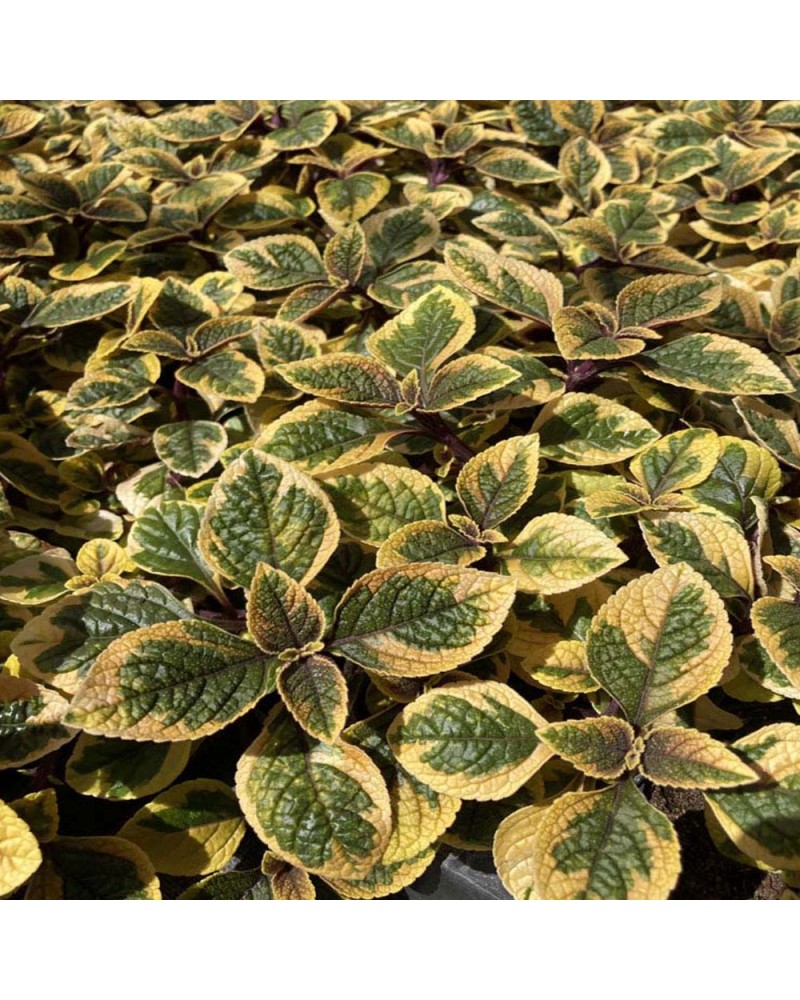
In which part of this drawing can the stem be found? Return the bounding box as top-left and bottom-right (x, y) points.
(565, 359), (605, 392)
(412, 410), (474, 463)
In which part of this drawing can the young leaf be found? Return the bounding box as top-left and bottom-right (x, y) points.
(199, 448), (339, 588)
(153, 420), (228, 478)
(537, 717), (636, 780)
(236, 705), (391, 878)
(278, 654), (348, 743)
(24, 280), (136, 328)
(500, 512), (626, 595)
(456, 434), (540, 530)
(587, 563), (732, 727)
(553, 305), (651, 361)
(367, 285), (475, 378)
(176, 350), (265, 403)
(630, 428), (720, 497)
(637, 334), (792, 394)
(322, 463), (446, 546)
(247, 562), (325, 655)
(387, 679), (550, 801)
(532, 780), (681, 900)
(316, 173), (391, 224)
(65, 735), (191, 801)
(640, 726), (757, 788)
(118, 779), (245, 876)
(533, 392), (659, 466)
(329, 563), (516, 677)
(66, 620), (276, 742)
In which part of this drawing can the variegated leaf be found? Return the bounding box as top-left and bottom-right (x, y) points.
(0, 801), (42, 897)
(65, 734), (191, 801)
(26, 836), (160, 900)
(616, 274), (721, 329)
(224, 234), (327, 290)
(277, 353), (401, 407)
(640, 726), (757, 789)
(456, 434), (540, 530)
(751, 598), (800, 691)
(630, 428), (720, 498)
(0, 675), (73, 770)
(247, 562), (325, 655)
(587, 563), (732, 726)
(538, 717), (636, 780)
(278, 654), (348, 743)
(376, 520), (486, 569)
(153, 421), (227, 478)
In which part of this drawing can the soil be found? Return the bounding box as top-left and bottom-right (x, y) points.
(650, 787), (786, 900)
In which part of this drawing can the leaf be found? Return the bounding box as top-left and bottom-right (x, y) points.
(553, 305), (651, 361)
(751, 598), (800, 691)
(65, 734), (191, 800)
(324, 222), (366, 285)
(550, 99), (605, 135)
(0, 800), (42, 898)
(322, 463), (446, 546)
(764, 555), (800, 593)
(616, 274), (721, 329)
(7, 790), (59, 844)
(492, 803), (548, 899)
(0, 549), (77, 605)
(66, 619), (275, 742)
(538, 717), (636, 780)
(153, 420), (228, 478)
(26, 836), (160, 899)
(278, 654), (348, 743)
(586, 563), (732, 727)
(329, 563), (515, 677)
(444, 243), (563, 324)
(316, 173), (391, 224)
(178, 868), (272, 900)
(422, 354), (518, 411)
(684, 435), (781, 524)
(734, 396), (800, 469)
(0, 676), (73, 770)
(387, 679), (550, 801)
(472, 147), (560, 185)
(11, 579), (193, 693)
(199, 448), (339, 588)
(637, 334), (792, 395)
(533, 392), (659, 466)
(277, 353), (401, 407)
(325, 846), (437, 899)
(235, 705), (391, 878)
(456, 434), (540, 530)
(500, 513), (626, 595)
(630, 428), (720, 498)
(224, 234), (327, 290)
(118, 779), (245, 876)
(345, 711), (459, 865)
(367, 285), (475, 378)
(376, 520), (486, 569)
(186, 315), (265, 357)
(0, 431), (63, 502)
(255, 400), (402, 474)
(128, 500), (218, 590)
(75, 539), (131, 579)
(532, 780), (680, 899)
(640, 726), (757, 789)
(363, 205), (440, 270)
(23, 280), (136, 328)
(176, 350), (265, 403)
(639, 510), (754, 599)
(706, 724), (800, 869)
(247, 562), (325, 655)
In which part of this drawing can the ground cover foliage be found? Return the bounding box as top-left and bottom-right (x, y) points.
(1, 99), (800, 900)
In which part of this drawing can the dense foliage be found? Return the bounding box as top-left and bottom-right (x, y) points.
(1, 100), (800, 900)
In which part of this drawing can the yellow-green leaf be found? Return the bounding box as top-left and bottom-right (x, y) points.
(277, 353), (401, 407)
(387, 679), (550, 801)
(456, 434), (540, 530)
(118, 778), (245, 876)
(616, 274), (722, 329)
(0, 800), (42, 898)
(630, 428), (720, 497)
(751, 597), (800, 691)
(224, 234), (326, 290)
(538, 717), (636, 780)
(329, 563), (515, 677)
(532, 780), (680, 899)
(0, 675), (72, 770)
(65, 734), (191, 800)
(247, 562), (325, 655)
(235, 704), (391, 878)
(375, 520), (486, 569)
(153, 420), (227, 478)
(278, 654), (348, 743)
(26, 835), (160, 899)
(587, 562), (732, 727)
(640, 726), (757, 789)
(500, 512), (626, 595)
